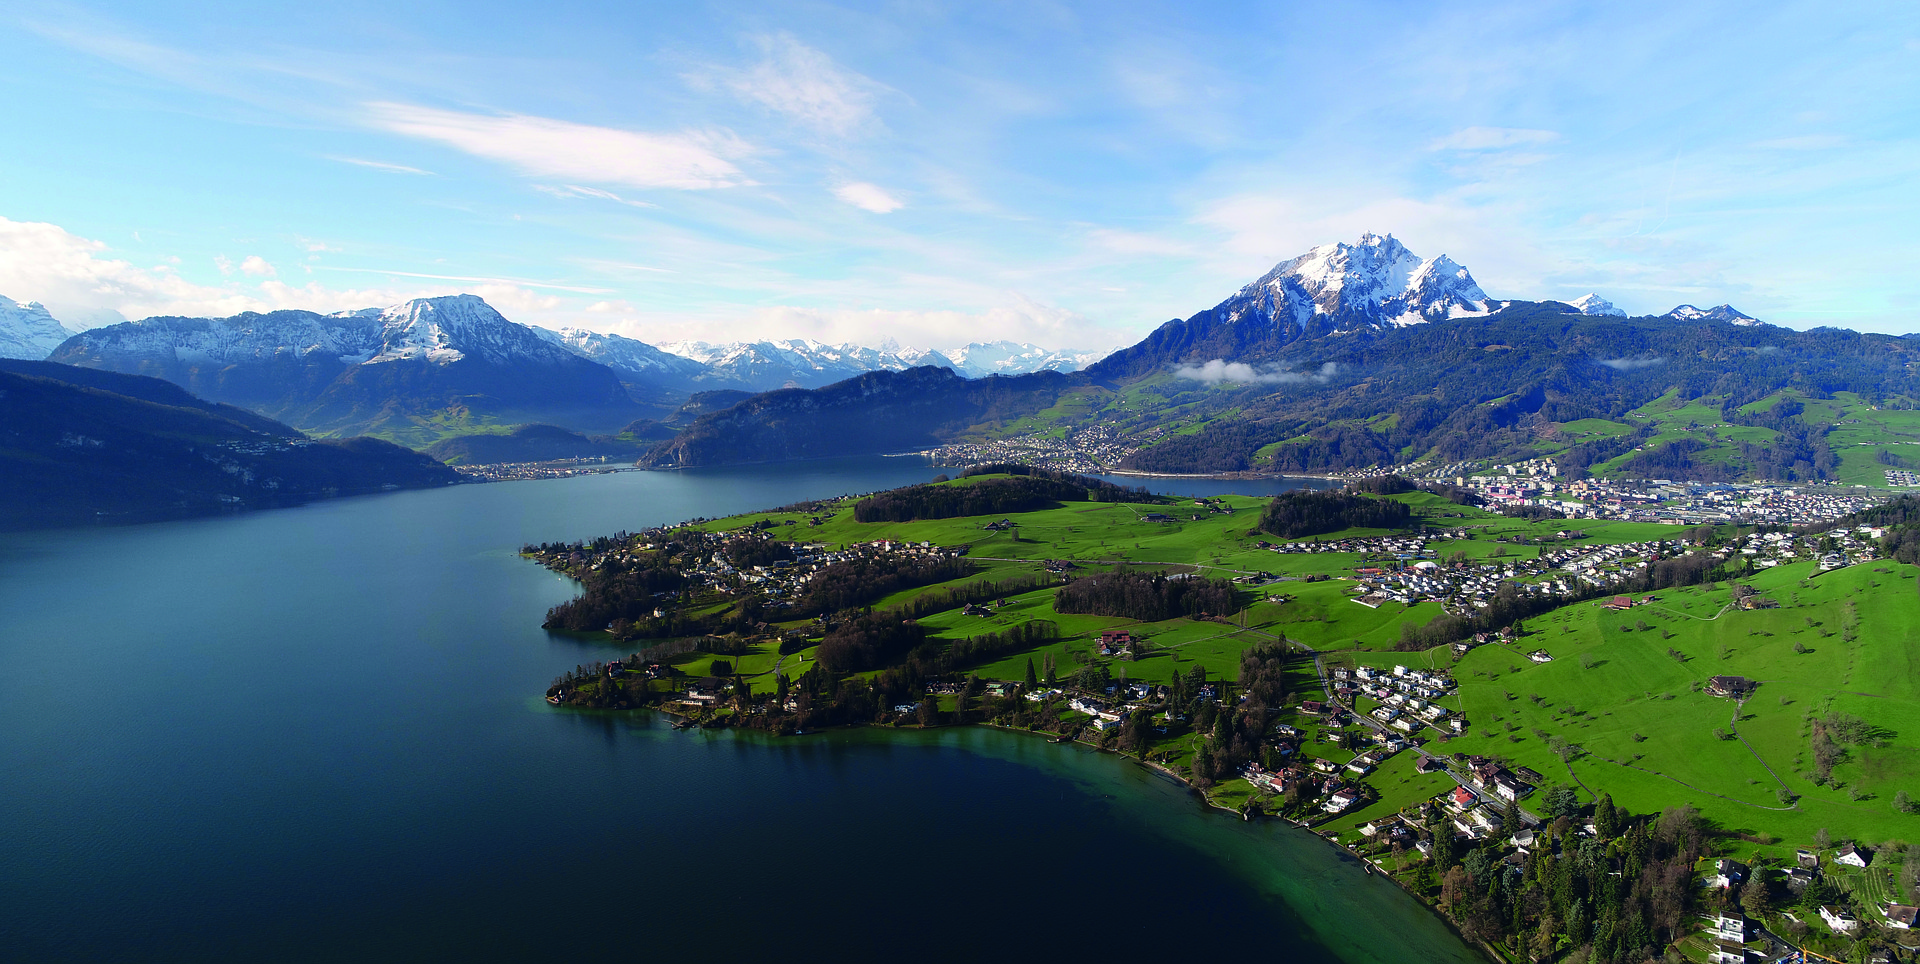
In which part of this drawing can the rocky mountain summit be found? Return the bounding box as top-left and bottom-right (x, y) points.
(0, 295), (78, 360)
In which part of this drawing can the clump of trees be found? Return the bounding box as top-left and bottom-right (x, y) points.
(1053, 568), (1238, 621)
(1415, 798), (1714, 963)
(814, 611), (927, 672)
(541, 555), (688, 633)
(947, 620), (1059, 667)
(853, 476), (1090, 522)
(799, 555), (976, 615)
(958, 463), (1161, 503)
(1348, 474), (1416, 495)
(1260, 489), (1412, 537)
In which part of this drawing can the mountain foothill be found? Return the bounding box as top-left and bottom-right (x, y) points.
(1, 231), (1893, 522)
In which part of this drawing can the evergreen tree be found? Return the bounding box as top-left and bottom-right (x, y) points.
(1594, 793), (1620, 839)
(1502, 796), (1522, 833)
(918, 693), (939, 727)
(1024, 657), (1038, 690)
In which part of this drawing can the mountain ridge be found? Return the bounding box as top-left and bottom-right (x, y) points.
(0, 360), (461, 529)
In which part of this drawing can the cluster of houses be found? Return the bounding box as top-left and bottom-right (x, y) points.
(1260, 535), (1429, 555)
(918, 423), (1139, 476)
(1242, 760), (1367, 814)
(1330, 664), (1466, 736)
(688, 536), (968, 608)
(1344, 537), (1708, 615)
(1734, 526), (1882, 570)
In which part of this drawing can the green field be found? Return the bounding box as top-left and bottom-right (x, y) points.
(646, 477), (1920, 856)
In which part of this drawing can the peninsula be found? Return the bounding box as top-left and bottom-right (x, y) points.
(528, 465), (1920, 964)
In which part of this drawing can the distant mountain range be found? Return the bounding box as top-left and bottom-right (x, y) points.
(634, 236), (1920, 477)
(13, 294), (1110, 444)
(0, 359), (460, 529)
(0, 232), (1792, 472)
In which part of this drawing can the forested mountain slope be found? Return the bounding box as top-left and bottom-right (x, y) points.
(637, 367), (1074, 467)
(0, 361), (460, 528)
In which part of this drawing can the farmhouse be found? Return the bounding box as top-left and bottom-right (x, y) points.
(1836, 842), (1871, 867)
(1883, 903), (1919, 929)
(1706, 676), (1755, 699)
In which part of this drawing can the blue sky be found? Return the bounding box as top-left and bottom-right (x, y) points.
(1, 0), (1916, 349)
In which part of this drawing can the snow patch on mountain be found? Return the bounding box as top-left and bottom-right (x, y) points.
(1567, 293), (1626, 317)
(0, 295), (78, 360)
(1217, 233), (1493, 331)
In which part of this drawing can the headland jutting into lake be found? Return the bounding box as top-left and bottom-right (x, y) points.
(529, 463), (1920, 964)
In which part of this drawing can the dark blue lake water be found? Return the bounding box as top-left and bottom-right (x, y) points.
(0, 457), (1473, 963)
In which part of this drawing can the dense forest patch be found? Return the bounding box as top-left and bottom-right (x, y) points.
(1053, 568), (1239, 621)
(1259, 489), (1412, 538)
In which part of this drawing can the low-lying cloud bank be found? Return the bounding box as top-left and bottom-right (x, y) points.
(1173, 359), (1340, 385)
(1598, 357), (1664, 371)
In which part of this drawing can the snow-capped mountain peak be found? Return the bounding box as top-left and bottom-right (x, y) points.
(1568, 293), (1626, 317)
(1666, 304), (1762, 326)
(1221, 232), (1493, 330)
(332, 294), (576, 366)
(941, 340), (1109, 378)
(0, 294), (79, 360)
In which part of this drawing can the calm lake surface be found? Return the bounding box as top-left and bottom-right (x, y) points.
(0, 456), (1475, 963)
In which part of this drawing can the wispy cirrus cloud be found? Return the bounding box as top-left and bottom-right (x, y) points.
(1428, 126), (1561, 151)
(532, 184), (658, 208)
(364, 102), (754, 190)
(833, 182), (903, 213)
(698, 33), (882, 136)
(328, 156), (436, 175)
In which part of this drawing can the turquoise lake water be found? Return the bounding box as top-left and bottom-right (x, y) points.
(0, 457), (1475, 962)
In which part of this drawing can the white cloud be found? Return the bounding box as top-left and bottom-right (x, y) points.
(1428, 127), (1561, 151)
(214, 255), (234, 276)
(364, 102), (754, 191)
(1173, 359), (1339, 385)
(532, 184), (658, 208)
(0, 215), (563, 326)
(711, 33), (879, 136)
(833, 182), (903, 213)
(327, 156), (436, 176)
(240, 255), (276, 277)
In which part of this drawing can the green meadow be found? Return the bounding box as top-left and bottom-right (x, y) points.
(663, 476), (1920, 851)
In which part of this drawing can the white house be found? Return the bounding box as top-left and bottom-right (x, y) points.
(1820, 905), (1859, 934)
(1836, 842), (1871, 867)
